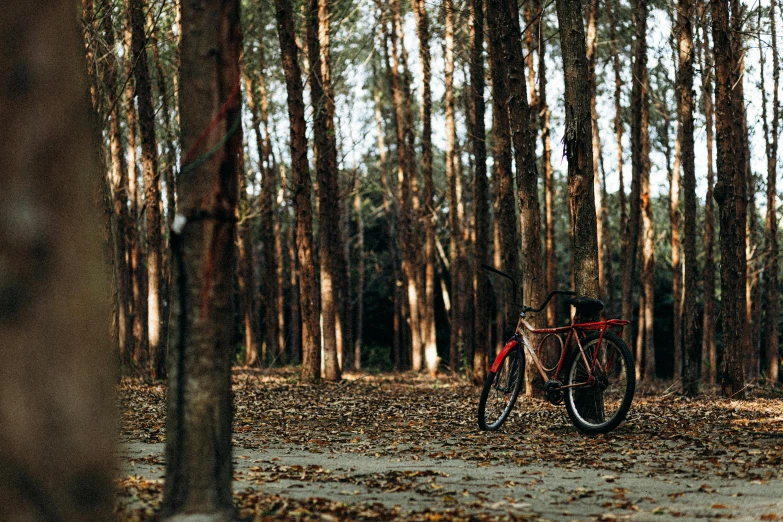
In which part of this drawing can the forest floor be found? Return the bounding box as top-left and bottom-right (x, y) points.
(116, 368), (783, 521)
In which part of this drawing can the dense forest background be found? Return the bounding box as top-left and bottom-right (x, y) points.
(81, 0), (781, 392)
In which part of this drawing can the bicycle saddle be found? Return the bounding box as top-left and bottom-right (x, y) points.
(566, 296), (604, 314)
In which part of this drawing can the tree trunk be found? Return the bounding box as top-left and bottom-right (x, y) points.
(386, 0), (424, 372)
(236, 142), (260, 367)
(148, 9), (176, 376)
(0, 3), (115, 518)
(555, 0), (600, 317)
(96, 0), (134, 372)
(258, 22), (285, 363)
(606, 0), (626, 320)
(285, 168), (302, 363)
(669, 107), (683, 382)
(536, 4), (557, 328)
(160, 0), (241, 517)
(712, 0), (749, 398)
(123, 3), (147, 371)
(678, 0), (699, 396)
(698, 0), (718, 385)
(414, 0), (438, 377)
(623, 0), (648, 364)
(307, 0), (342, 381)
(244, 58), (276, 367)
(354, 173), (365, 370)
(276, 0), (322, 382)
(763, 0), (780, 384)
(129, 0), (164, 379)
(470, 0), (490, 384)
(586, 0), (606, 305)
(444, 0), (461, 374)
(495, 0), (546, 396)
(486, 0), (521, 338)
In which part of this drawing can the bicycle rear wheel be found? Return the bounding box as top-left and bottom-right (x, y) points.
(564, 331), (635, 435)
(478, 344), (524, 431)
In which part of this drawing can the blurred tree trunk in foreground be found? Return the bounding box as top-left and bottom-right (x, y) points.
(0, 1), (115, 518)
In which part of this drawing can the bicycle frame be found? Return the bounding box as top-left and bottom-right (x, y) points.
(490, 314), (629, 390)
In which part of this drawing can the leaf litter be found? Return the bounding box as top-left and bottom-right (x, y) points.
(117, 369), (783, 520)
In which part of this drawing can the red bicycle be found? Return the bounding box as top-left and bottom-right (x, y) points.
(477, 265), (635, 435)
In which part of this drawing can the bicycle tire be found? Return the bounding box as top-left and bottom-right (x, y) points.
(564, 331), (635, 435)
(477, 344), (524, 431)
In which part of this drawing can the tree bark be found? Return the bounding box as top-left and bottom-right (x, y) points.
(586, 0), (606, 306)
(414, 0), (438, 377)
(387, 0), (424, 372)
(123, 2), (147, 371)
(536, 3), (557, 327)
(678, 0), (699, 396)
(353, 173), (365, 370)
(444, 0), (462, 374)
(307, 0), (342, 381)
(712, 0), (749, 398)
(606, 0), (626, 321)
(495, 0), (546, 395)
(698, 0), (718, 385)
(243, 52), (276, 367)
(555, 0), (600, 318)
(160, 0), (241, 517)
(0, 2), (116, 518)
(276, 0), (322, 382)
(624, 0), (648, 369)
(235, 122), (261, 367)
(129, 0), (164, 379)
(486, 0), (521, 338)
(763, 0), (780, 384)
(94, 0), (134, 371)
(470, 0), (490, 384)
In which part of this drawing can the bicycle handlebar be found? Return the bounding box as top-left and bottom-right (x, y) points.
(480, 264), (576, 313)
(525, 289), (577, 313)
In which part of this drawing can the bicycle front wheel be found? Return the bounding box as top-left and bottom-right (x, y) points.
(564, 331), (635, 435)
(478, 344), (524, 431)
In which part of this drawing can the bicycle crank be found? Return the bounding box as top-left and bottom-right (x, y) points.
(544, 380), (563, 405)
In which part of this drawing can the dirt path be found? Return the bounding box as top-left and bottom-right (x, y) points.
(119, 441), (782, 521)
(116, 372), (783, 521)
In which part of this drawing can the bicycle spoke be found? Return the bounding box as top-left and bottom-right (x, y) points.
(566, 332), (633, 434)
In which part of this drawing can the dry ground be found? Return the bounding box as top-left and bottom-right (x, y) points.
(116, 369), (783, 521)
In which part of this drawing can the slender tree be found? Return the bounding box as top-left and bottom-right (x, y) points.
(495, 0), (546, 395)
(129, 0), (164, 379)
(626, 0), (650, 376)
(445, 0), (462, 373)
(387, 0), (424, 371)
(606, 0), (626, 321)
(762, 0), (779, 384)
(586, 0), (606, 305)
(698, 0), (718, 384)
(307, 0), (342, 381)
(536, 1), (557, 327)
(678, 0), (699, 395)
(122, 2), (147, 369)
(413, 0), (438, 376)
(712, 0), (749, 398)
(96, 0), (134, 370)
(470, 0), (490, 384)
(669, 12), (683, 382)
(486, 0), (521, 339)
(353, 171), (365, 370)
(276, 0), (322, 381)
(555, 0), (600, 314)
(161, 0), (241, 516)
